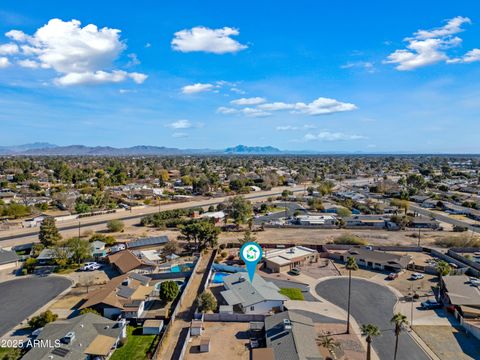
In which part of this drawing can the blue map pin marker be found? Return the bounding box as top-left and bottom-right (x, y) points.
(240, 242), (263, 283)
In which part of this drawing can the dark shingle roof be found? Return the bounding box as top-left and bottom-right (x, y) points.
(126, 236), (169, 249)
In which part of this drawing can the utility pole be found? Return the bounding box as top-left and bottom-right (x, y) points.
(418, 228), (421, 247)
(78, 221), (81, 239)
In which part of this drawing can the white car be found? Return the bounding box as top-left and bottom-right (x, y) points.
(470, 277), (480, 286)
(411, 273), (424, 280)
(81, 262), (101, 271)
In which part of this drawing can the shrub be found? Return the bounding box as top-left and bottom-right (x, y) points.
(107, 220), (124, 233)
(196, 291), (217, 312)
(333, 234), (367, 245)
(220, 251), (227, 258)
(28, 310), (58, 329)
(89, 233), (116, 246)
(23, 257), (37, 274)
(434, 235), (480, 248)
(79, 308), (100, 316)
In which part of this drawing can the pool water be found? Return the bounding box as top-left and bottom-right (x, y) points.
(171, 263), (194, 273)
(212, 272), (230, 284)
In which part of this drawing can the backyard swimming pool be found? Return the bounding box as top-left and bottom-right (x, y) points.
(212, 272), (231, 284)
(171, 263), (194, 273)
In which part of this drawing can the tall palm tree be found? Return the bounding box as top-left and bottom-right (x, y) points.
(346, 256), (358, 334)
(391, 313), (408, 360)
(361, 324), (380, 360)
(318, 335), (339, 360)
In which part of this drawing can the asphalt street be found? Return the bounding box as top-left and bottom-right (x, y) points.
(0, 276), (71, 337)
(409, 203), (480, 233)
(315, 277), (429, 360)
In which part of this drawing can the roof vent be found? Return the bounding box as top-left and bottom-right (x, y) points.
(283, 319), (292, 331)
(61, 331), (75, 344)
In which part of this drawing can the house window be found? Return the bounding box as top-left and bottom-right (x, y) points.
(250, 306), (255, 311)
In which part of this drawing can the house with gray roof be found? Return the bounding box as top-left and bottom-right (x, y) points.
(264, 311), (323, 360)
(334, 247), (412, 272)
(221, 272), (287, 314)
(0, 249), (19, 271)
(22, 313), (126, 360)
(126, 235), (169, 249)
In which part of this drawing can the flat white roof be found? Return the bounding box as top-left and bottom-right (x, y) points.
(140, 250), (161, 261)
(266, 246), (317, 265)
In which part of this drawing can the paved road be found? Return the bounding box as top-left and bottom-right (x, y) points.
(0, 276), (72, 337)
(316, 278), (429, 360)
(409, 203), (480, 233)
(0, 186), (308, 245)
(254, 202), (308, 225)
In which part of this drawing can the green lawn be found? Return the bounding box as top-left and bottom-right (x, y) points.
(110, 326), (156, 360)
(279, 287), (304, 300)
(0, 347), (23, 360)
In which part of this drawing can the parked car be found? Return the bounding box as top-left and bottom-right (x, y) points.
(469, 277), (480, 286)
(387, 272), (398, 280)
(289, 268), (301, 276)
(411, 273), (424, 280)
(420, 299), (442, 310)
(80, 262), (101, 271)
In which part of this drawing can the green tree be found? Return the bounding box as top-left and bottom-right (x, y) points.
(28, 310), (58, 329)
(346, 256), (358, 334)
(391, 313), (408, 360)
(196, 291), (217, 313)
(336, 207), (352, 218)
(436, 260), (451, 283)
(67, 237), (91, 264)
(89, 233), (116, 246)
(23, 257), (37, 274)
(361, 324), (380, 360)
(39, 217), (62, 247)
(159, 280), (179, 302)
(180, 221), (220, 250)
(307, 198), (324, 211)
(52, 245), (70, 268)
(107, 219), (124, 233)
(79, 308), (100, 316)
(229, 196), (253, 226)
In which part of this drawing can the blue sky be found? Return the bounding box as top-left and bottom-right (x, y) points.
(0, 1), (479, 153)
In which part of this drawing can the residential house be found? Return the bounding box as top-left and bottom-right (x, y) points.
(199, 211), (226, 224)
(0, 249), (19, 271)
(80, 273), (153, 319)
(441, 275), (480, 340)
(221, 272), (287, 314)
(264, 311), (323, 360)
(334, 247), (412, 272)
(408, 216), (440, 229)
(126, 235), (169, 250)
(107, 250), (156, 274)
(345, 215), (387, 229)
(22, 313), (126, 360)
(37, 248), (73, 266)
(264, 246), (318, 273)
(91, 241), (107, 259)
(293, 214), (338, 227)
(421, 199), (438, 209)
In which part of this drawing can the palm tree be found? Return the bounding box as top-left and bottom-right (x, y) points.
(318, 335), (339, 360)
(391, 313), (408, 360)
(361, 324), (380, 360)
(436, 260), (451, 286)
(345, 256), (358, 334)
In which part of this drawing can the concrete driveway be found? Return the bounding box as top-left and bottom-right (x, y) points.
(316, 277), (430, 360)
(0, 276), (72, 337)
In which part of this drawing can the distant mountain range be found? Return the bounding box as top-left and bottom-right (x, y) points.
(0, 143), (288, 156)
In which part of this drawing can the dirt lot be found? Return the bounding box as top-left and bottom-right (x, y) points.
(413, 325), (480, 360)
(387, 269), (437, 297)
(218, 228), (448, 247)
(185, 322), (250, 360)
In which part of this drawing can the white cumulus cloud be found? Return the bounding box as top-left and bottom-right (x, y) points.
(3, 18), (147, 85)
(168, 119), (192, 129)
(385, 16), (479, 70)
(259, 97), (357, 115)
(171, 26), (247, 54)
(230, 97), (266, 105)
(0, 43), (19, 55)
(182, 83), (215, 94)
(0, 57), (10, 68)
